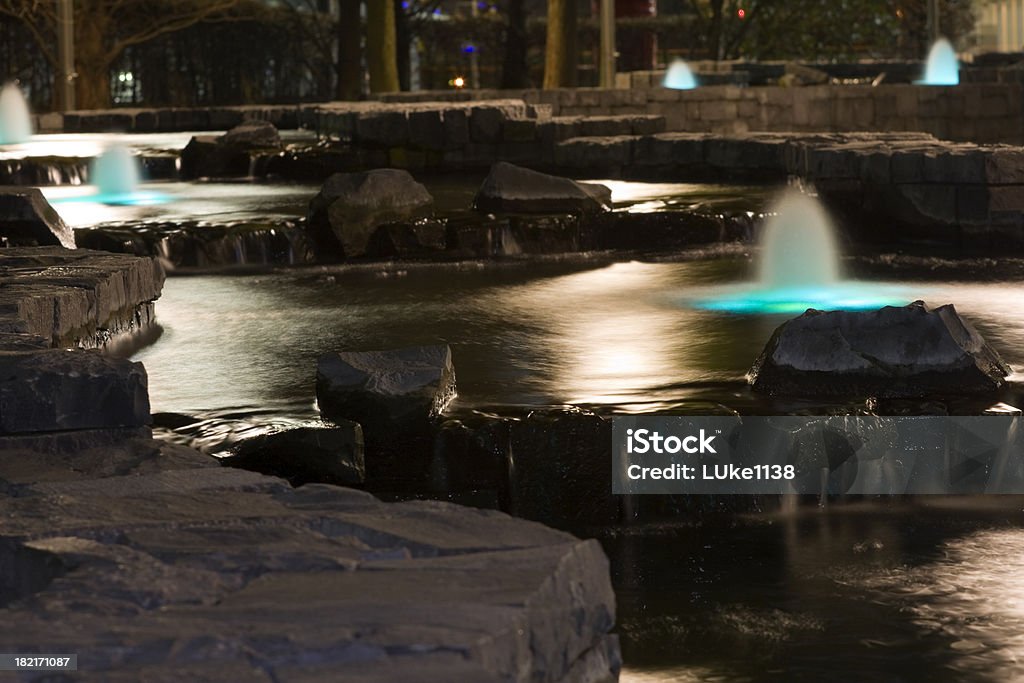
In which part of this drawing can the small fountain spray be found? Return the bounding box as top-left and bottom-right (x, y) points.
(84, 142), (166, 206)
(91, 143), (141, 198)
(689, 191), (910, 314)
(663, 59), (698, 90)
(0, 83), (32, 145)
(917, 38), (959, 86)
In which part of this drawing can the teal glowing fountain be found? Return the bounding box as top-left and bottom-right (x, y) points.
(84, 143), (167, 205)
(690, 192), (910, 314)
(917, 38), (959, 86)
(664, 59), (698, 90)
(0, 83), (32, 145)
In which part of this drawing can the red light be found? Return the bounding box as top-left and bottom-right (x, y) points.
(737, 8), (745, 18)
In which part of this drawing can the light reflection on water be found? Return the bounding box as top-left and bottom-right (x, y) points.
(134, 259), (1024, 420)
(858, 528), (1024, 680)
(42, 181), (319, 227)
(614, 504), (1024, 683)
(0, 130), (316, 160)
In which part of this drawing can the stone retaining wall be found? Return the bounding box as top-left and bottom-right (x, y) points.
(550, 131), (1024, 249)
(34, 82), (1024, 145)
(376, 83), (1024, 144)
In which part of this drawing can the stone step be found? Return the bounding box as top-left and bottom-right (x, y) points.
(0, 247), (164, 347)
(0, 349), (150, 435)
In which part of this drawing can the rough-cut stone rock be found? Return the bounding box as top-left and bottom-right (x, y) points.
(307, 169), (434, 258)
(749, 301), (1012, 397)
(0, 247), (164, 347)
(317, 345), (455, 427)
(0, 187), (75, 249)
(473, 161), (612, 214)
(317, 345), (455, 487)
(218, 118), (282, 149)
(0, 469), (619, 682)
(0, 349), (150, 434)
(179, 121), (282, 180)
(222, 424), (365, 486)
(0, 428), (215, 492)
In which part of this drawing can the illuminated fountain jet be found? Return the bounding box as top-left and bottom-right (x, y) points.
(0, 83), (32, 145)
(87, 143), (166, 205)
(663, 59), (698, 90)
(690, 192), (910, 314)
(917, 38), (959, 86)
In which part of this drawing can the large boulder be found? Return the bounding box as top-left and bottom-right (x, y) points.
(217, 119), (281, 149)
(749, 301), (1011, 397)
(222, 424), (364, 487)
(307, 169), (434, 258)
(179, 119), (283, 180)
(0, 188), (75, 249)
(472, 162), (612, 214)
(317, 345), (455, 486)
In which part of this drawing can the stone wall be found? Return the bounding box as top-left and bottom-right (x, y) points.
(376, 83), (1024, 145)
(35, 82), (1024, 145)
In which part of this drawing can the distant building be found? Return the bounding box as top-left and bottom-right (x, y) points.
(976, 0), (1024, 52)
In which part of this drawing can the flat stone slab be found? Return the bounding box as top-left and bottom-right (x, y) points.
(473, 161), (612, 214)
(0, 247), (165, 347)
(0, 349), (150, 435)
(0, 188), (75, 249)
(0, 469), (619, 682)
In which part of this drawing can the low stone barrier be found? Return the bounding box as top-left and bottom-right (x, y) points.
(0, 247), (164, 348)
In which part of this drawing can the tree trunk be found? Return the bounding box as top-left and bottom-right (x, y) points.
(543, 0), (577, 89)
(366, 0), (399, 93)
(501, 0), (528, 88)
(337, 0), (363, 100)
(75, 16), (112, 109)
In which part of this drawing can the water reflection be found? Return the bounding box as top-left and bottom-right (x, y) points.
(42, 181), (319, 227)
(859, 527), (1024, 680)
(614, 503), (1024, 683)
(134, 259), (1024, 421)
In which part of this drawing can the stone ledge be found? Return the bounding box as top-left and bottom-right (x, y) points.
(0, 470), (620, 682)
(0, 247), (164, 348)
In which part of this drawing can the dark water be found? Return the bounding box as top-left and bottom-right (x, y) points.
(134, 255), (1024, 421)
(613, 500), (1024, 683)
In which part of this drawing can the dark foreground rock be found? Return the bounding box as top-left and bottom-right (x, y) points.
(0, 350), (149, 434)
(428, 409), (621, 529)
(0, 456), (620, 681)
(0, 188), (76, 249)
(473, 161), (612, 214)
(749, 301), (1012, 397)
(307, 169), (434, 258)
(222, 424), (365, 486)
